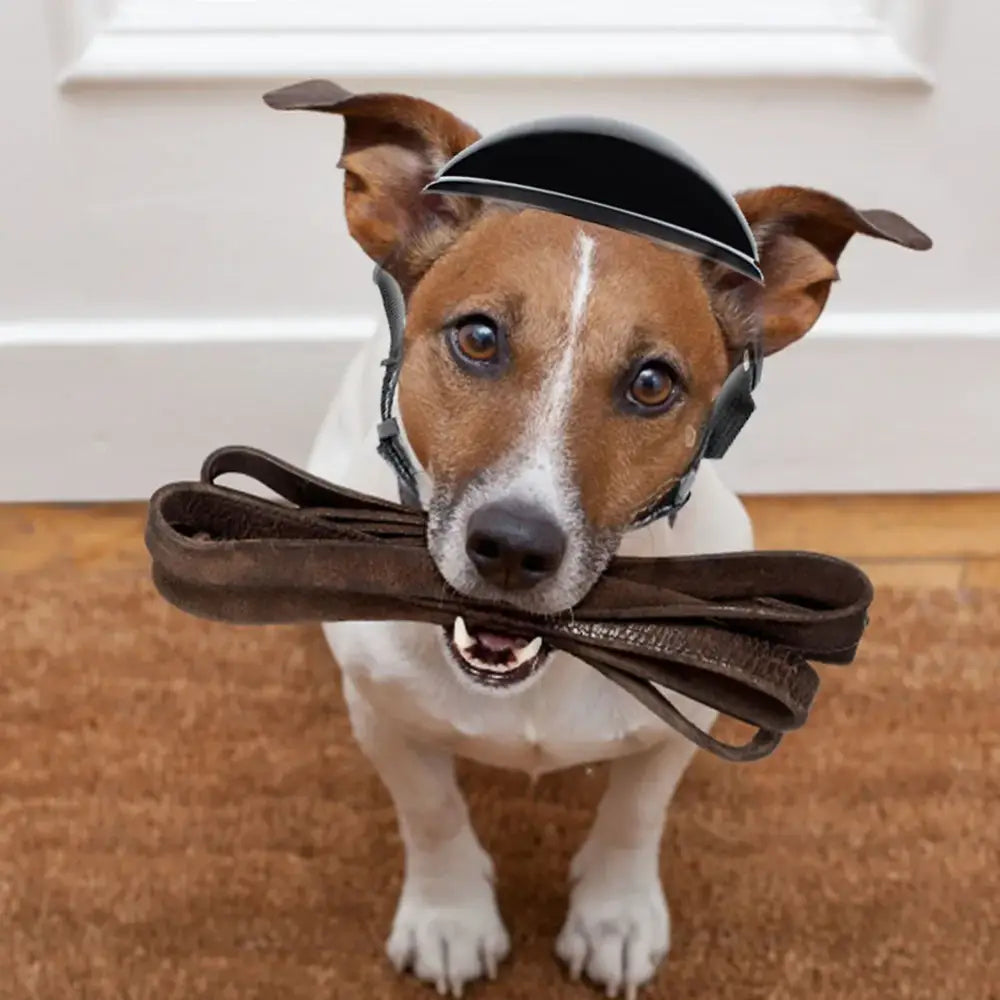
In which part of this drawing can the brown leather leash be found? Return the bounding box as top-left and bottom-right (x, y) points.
(144, 445), (873, 763)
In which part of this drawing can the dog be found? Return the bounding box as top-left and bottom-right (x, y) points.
(264, 79), (930, 998)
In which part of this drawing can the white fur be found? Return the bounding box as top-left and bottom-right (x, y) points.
(508, 231), (594, 515)
(308, 267), (754, 997)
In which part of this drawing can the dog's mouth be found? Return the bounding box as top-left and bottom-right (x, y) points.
(442, 616), (553, 689)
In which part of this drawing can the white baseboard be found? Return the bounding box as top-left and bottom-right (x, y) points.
(717, 313), (1000, 494)
(2, 312), (998, 502)
(0, 317), (374, 503)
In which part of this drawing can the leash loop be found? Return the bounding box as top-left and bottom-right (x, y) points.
(148, 445), (873, 764)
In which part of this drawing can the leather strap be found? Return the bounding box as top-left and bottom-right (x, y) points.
(145, 446), (873, 763)
(372, 267), (421, 509)
(630, 341), (761, 528)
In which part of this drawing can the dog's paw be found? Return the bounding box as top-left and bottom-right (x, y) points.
(555, 845), (669, 1000)
(386, 870), (511, 997)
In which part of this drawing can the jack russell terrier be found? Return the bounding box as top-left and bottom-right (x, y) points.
(263, 80), (930, 998)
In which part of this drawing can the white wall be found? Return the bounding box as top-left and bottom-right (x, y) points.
(1, 0), (998, 501)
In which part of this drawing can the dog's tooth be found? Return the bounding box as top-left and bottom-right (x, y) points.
(512, 636), (543, 667)
(453, 615), (473, 651)
(456, 644), (490, 671)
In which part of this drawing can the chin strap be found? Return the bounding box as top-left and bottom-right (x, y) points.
(372, 266), (421, 509)
(371, 265), (763, 527)
(631, 340), (763, 528)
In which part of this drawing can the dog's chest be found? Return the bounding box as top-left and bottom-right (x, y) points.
(326, 618), (676, 774)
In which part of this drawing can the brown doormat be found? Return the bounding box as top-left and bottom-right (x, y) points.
(2, 568), (997, 1000)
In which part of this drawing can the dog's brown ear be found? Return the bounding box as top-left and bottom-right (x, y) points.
(705, 186), (931, 356)
(263, 79), (482, 284)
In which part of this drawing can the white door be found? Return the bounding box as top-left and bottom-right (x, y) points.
(2, 0), (997, 500)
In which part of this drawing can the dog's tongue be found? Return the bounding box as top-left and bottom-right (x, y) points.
(475, 630), (527, 652)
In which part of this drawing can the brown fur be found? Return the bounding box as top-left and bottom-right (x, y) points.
(571, 228), (728, 526)
(399, 207), (571, 488)
(263, 81), (483, 288)
(707, 186), (933, 356)
(397, 210), (729, 529)
(265, 81), (931, 532)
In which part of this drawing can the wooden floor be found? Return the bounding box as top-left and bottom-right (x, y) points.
(2, 495), (999, 590)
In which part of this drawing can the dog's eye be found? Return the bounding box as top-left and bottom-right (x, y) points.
(627, 361), (676, 410)
(455, 319), (497, 361)
(448, 316), (503, 370)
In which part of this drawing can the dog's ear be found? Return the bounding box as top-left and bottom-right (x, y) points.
(704, 186), (931, 356)
(264, 79), (482, 286)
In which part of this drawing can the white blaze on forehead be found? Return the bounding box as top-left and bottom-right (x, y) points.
(479, 229), (596, 525)
(532, 231), (596, 452)
(570, 232), (596, 332)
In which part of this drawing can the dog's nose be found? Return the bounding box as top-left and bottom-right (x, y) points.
(466, 501), (567, 591)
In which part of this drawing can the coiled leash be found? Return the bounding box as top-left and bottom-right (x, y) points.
(146, 445), (872, 763)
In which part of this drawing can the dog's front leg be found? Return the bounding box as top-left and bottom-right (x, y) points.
(344, 680), (510, 995)
(556, 722), (711, 999)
